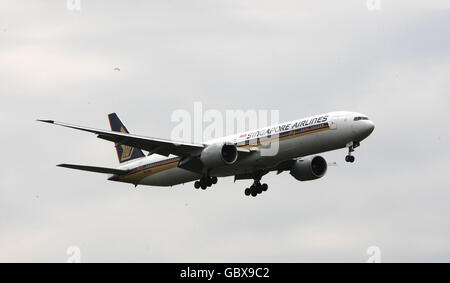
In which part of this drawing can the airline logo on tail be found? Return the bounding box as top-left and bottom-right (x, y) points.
(119, 127), (134, 162)
(108, 113), (145, 164)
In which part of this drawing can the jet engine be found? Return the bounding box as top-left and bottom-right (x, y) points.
(200, 143), (238, 168)
(290, 156), (327, 181)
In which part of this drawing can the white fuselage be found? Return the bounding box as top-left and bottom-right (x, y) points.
(113, 111), (375, 186)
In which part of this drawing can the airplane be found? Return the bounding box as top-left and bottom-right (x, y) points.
(38, 111), (375, 197)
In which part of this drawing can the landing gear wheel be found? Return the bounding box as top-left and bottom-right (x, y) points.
(196, 175), (218, 190)
(261, 183), (268, 192)
(345, 155), (355, 163)
(244, 180), (269, 197)
(256, 184), (263, 194)
(345, 142), (357, 163)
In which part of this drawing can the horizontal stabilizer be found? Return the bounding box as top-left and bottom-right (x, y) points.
(57, 164), (128, 175)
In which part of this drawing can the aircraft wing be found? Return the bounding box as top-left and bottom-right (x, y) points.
(38, 120), (205, 157)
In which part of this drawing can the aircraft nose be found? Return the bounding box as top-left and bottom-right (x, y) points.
(351, 118), (375, 141)
(365, 120), (375, 135)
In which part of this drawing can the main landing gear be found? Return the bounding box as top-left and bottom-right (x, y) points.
(194, 175), (218, 190)
(243, 171), (268, 197)
(244, 181), (268, 197)
(345, 141), (360, 163)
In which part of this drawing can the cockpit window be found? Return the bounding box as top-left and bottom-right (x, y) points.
(354, 116), (369, 121)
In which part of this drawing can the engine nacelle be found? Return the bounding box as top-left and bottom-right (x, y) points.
(290, 156), (328, 181)
(200, 143), (238, 168)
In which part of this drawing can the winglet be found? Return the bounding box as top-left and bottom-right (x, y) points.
(37, 119), (55, 124)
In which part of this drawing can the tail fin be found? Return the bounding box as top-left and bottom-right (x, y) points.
(108, 113), (145, 163)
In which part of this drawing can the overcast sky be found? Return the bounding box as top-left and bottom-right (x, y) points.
(1, 0), (449, 262)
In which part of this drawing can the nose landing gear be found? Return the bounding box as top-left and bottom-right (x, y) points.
(345, 141), (360, 163)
